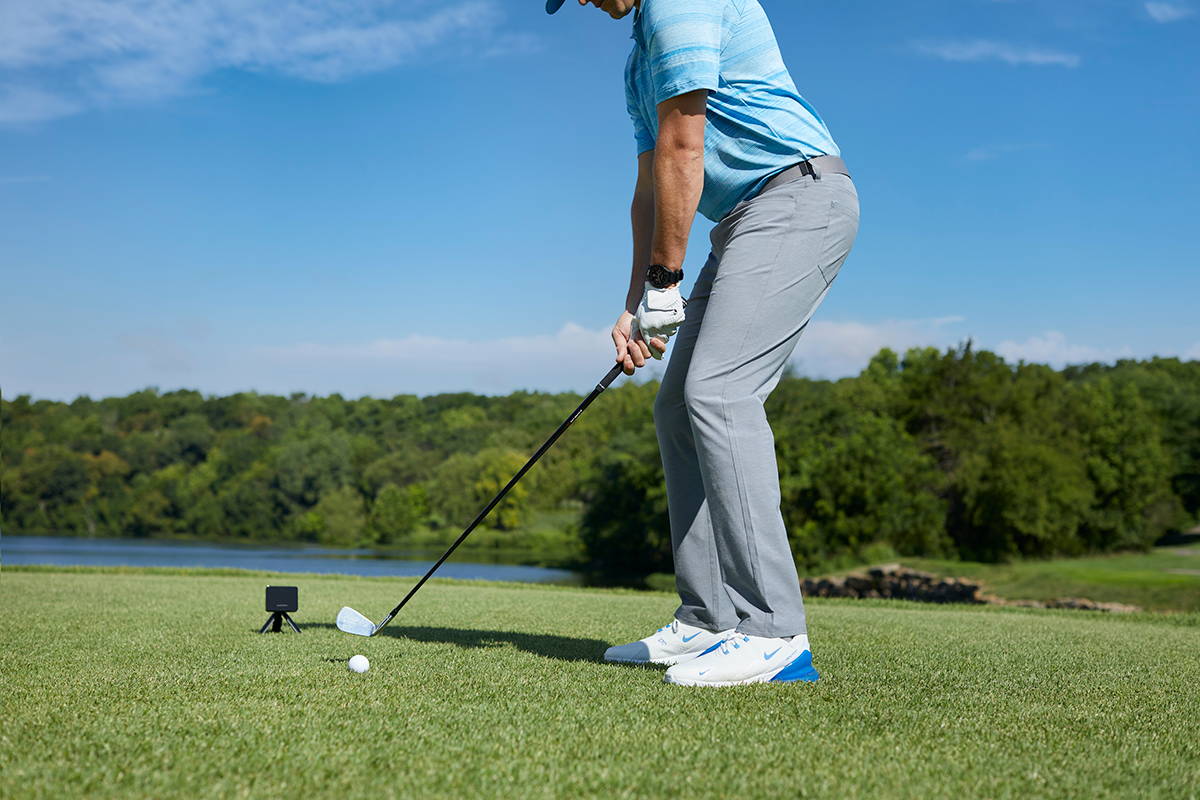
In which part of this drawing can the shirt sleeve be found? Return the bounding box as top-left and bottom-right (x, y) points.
(625, 55), (657, 154)
(631, 114), (656, 154)
(626, 89), (657, 154)
(641, 0), (723, 105)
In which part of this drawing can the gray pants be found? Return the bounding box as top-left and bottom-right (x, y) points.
(655, 168), (859, 638)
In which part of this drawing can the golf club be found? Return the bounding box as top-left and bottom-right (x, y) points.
(337, 362), (625, 636)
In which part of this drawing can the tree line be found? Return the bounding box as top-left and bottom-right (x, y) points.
(3, 345), (1198, 581)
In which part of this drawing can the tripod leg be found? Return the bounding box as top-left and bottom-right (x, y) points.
(259, 615), (275, 634)
(283, 612), (302, 633)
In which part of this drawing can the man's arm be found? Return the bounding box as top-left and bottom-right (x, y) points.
(624, 89), (707, 315)
(651, 89), (707, 279)
(612, 90), (706, 373)
(613, 150), (658, 374)
(625, 149), (656, 314)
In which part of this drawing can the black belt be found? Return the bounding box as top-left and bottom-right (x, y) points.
(762, 155), (850, 193)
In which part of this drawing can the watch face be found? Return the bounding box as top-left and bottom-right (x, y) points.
(647, 264), (674, 288)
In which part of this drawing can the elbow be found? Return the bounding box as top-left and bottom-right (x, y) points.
(654, 135), (704, 164)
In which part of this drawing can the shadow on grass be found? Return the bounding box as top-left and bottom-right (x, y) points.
(307, 622), (615, 665)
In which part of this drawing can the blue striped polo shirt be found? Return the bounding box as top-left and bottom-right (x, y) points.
(624, 0), (840, 222)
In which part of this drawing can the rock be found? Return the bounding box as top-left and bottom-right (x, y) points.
(799, 565), (1140, 612)
(1044, 597), (1141, 613)
(801, 565), (983, 604)
(976, 593), (1141, 613)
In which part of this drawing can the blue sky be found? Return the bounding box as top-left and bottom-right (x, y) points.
(1, 0), (1197, 400)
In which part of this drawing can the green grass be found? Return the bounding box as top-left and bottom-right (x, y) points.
(2, 569), (1198, 799)
(900, 540), (1200, 612)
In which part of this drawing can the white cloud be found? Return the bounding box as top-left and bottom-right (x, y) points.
(0, 84), (80, 124)
(0, 0), (512, 124)
(994, 331), (1135, 366)
(790, 316), (967, 378)
(4, 318), (951, 400)
(256, 322), (658, 396)
(259, 317), (978, 392)
(6, 320), (1197, 401)
(1145, 2), (1194, 22)
(914, 39), (1081, 68)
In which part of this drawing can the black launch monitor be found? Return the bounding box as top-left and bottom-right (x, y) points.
(259, 585), (301, 633)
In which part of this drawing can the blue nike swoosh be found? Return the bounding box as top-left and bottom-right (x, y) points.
(698, 669), (709, 676)
(681, 632), (702, 642)
(763, 648), (782, 660)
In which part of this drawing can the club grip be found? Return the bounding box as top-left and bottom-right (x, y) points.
(598, 363), (624, 391)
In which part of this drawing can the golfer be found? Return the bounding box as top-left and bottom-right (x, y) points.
(548, 0), (858, 685)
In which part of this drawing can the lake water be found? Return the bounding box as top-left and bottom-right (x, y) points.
(1, 535), (577, 584)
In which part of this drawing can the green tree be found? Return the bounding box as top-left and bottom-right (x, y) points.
(177, 458), (225, 539)
(369, 483), (427, 543)
(428, 448), (530, 531)
(578, 381), (670, 580)
(3, 349), (1195, 574)
(9, 445), (91, 533)
(953, 421), (1093, 560)
(272, 432), (352, 509)
(361, 450), (430, 497)
(217, 461), (279, 539)
(1066, 377), (1185, 550)
(579, 441), (671, 581)
(168, 413), (215, 465)
(81, 450), (132, 536)
(778, 407), (949, 569)
(309, 486), (367, 547)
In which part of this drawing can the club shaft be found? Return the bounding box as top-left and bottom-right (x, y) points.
(377, 364), (624, 628)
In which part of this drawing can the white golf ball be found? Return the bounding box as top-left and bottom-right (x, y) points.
(347, 654), (369, 673)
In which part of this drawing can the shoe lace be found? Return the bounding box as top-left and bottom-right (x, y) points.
(656, 620), (680, 636)
(717, 634), (750, 656)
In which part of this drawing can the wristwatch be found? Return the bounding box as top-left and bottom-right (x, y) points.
(646, 264), (683, 289)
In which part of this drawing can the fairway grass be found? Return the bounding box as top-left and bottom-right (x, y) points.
(2, 569), (1198, 799)
(903, 540), (1200, 612)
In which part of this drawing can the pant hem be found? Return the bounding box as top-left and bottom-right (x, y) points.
(675, 611), (735, 633)
(735, 623), (806, 639)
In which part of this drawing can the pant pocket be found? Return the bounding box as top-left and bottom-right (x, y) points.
(816, 180), (860, 287)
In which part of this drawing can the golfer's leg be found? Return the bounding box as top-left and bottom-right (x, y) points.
(654, 253), (738, 632)
(685, 173), (860, 638)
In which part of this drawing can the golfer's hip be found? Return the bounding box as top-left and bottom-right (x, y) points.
(710, 157), (860, 272)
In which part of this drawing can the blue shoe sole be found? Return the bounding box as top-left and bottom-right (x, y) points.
(769, 649), (819, 683)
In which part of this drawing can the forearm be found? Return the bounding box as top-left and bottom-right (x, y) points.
(627, 185), (655, 313)
(650, 143), (703, 276)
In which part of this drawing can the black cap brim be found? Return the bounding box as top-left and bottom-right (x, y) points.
(546, 0), (566, 13)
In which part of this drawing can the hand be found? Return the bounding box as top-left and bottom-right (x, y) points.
(612, 311), (668, 376)
(635, 282), (685, 343)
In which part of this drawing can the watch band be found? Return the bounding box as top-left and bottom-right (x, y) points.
(646, 264), (684, 289)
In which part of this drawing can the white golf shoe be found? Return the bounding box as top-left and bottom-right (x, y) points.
(603, 619), (732, 666)
(663, 633), (819, 687)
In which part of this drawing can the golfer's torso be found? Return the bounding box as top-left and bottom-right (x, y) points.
(625, 0), (840, 222)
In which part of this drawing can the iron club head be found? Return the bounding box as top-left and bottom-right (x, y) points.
(336, 606), (377, 637)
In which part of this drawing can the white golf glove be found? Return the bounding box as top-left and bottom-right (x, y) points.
(634, 282), (685, 359)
